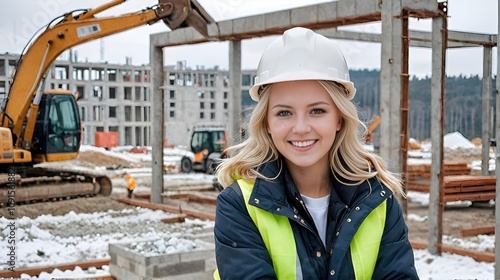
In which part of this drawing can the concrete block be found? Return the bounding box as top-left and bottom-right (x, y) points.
(109, 251), (117, 265)
(291, 5), (318, 26)
(145, 251), (180, 266)
(194, 233), (215, 244)
(402, 0), (438, 12)
(180, 248), (214, 262)
(153, 259), (205, 278)
(110, 263), (143, 280)
(355, 0), (380, 15)
(318, 2), (338, 22)
(233, 15), (266, 33)
(213, 21), (233, 38)
(337, 0), (356, 18)
(109, 243), (146, 265)
(161, 271), (214, 280)
(265, 10), (291, 30)
(116, 255), (130, 269)
(109, 240), (215, 279)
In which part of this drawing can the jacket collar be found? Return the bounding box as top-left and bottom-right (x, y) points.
(249, 160), (393, 212)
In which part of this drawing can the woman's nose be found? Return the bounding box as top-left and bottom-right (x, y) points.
(292, 115), (311, 134)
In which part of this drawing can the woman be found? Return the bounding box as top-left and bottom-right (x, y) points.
(214, 27), (419, 280)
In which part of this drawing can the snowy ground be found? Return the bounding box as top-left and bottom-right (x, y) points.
(0, 192), (494, 279)
(0, 131), (497, 279)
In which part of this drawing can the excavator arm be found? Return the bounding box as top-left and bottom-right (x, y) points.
(1, 0), (211, 150)
(363, 115), (381, 143)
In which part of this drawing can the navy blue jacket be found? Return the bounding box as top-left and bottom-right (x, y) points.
(214, 161), (419, 279)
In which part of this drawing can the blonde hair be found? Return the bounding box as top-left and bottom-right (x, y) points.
(216, 80), (404, 196)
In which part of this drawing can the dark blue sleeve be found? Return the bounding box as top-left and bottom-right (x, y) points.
(372, 196), (420, 280)
(214, 183), (277, 280)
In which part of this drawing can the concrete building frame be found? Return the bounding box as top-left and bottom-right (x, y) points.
(148, 1), (500, 277)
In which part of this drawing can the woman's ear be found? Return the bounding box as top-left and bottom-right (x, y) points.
(336, 119), (342, 131)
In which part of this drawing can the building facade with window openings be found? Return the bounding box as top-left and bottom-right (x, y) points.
(164, 61), (255, 146)
(0, 53), (256, 147)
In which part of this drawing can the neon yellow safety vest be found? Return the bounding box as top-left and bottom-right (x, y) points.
(214, 179), (386, 280)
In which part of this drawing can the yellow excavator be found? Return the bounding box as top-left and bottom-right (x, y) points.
(0, 0), (212, 205)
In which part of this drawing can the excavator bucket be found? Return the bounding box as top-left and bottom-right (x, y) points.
(159, 0), (213, 37)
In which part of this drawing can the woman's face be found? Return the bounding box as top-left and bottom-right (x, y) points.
(267, 80), (342, 171)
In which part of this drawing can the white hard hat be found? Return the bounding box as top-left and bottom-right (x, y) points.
(249, 27), (356, 101)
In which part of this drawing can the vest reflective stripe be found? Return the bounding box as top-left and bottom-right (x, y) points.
(239, 179), (297, 280)
(350, 199), (386, 280)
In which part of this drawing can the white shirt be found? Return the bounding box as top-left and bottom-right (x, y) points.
(301, 194), (330, 246)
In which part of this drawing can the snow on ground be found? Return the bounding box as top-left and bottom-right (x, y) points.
(1, 131), (498, 279)
(0, 207), (214, 279)
(1, 194), (495, 279)
(1, 208), (214, 268)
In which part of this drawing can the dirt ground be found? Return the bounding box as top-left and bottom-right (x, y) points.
(1, 147), (495, 254)
(406, 199), (495, 253)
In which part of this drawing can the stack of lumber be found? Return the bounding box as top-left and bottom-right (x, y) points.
(406, 175), (496, 202)
(407, 162), (471, 180)
(406, 161), (496, 202)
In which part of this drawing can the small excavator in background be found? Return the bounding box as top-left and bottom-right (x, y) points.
(0, 0), (212, 205)
(180, 125), (227, 174)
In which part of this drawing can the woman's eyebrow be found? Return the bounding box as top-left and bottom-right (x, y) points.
(271, 101), (330, 109)
(307, 101), (330, 107)
(271, 104), (292, 109)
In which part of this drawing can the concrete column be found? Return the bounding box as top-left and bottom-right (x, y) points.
(481, 46), (492, 176)
(150, 44), (164, 204)
(379, 0), (402, 174)
(428, 14), (447, 255)
(228, 40), (242, 145)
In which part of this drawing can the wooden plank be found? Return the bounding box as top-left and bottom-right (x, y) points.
(0, 259), (111, 278)
(460, 226), (495, 237)
(444, 175), (496, 187)
(445, 170), (471, 175)
(410, 240), (428, 250)
(166, 193), (217, 205)
(411, 241), (494, 263)
(116, 197), (215, 221)
(443, 192), (496, 202)
(436, 244), (495, 263)
(458, 185), (496, 193)
(407, 185), (430, 192)
(161, 214), (187, 223)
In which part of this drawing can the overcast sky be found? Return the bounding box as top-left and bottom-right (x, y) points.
(0, 0), (497, 78)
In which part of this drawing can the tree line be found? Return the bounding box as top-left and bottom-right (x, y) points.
(350, 69), (496, 141)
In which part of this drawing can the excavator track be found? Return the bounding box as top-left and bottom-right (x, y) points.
(0, 166), (112, 207)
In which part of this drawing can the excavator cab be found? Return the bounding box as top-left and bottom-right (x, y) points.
(32, 90), (81, 162)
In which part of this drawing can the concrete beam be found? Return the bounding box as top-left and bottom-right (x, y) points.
(150, 0), (442, 47)
(317, 28), (497, 48)
(153, 24), (496, 50)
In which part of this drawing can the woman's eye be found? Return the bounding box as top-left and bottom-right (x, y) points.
(277, 110), (291, 116)
(311, 108), (326, 114)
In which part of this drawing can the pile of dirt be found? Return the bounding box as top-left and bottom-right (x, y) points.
(76, 150), (137, 168)
(0, 196), (134, 219)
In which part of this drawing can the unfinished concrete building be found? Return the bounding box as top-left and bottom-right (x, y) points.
(0, 52), (255, 147)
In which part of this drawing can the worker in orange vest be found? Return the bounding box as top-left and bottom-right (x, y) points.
(125, 174), (136, 198)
